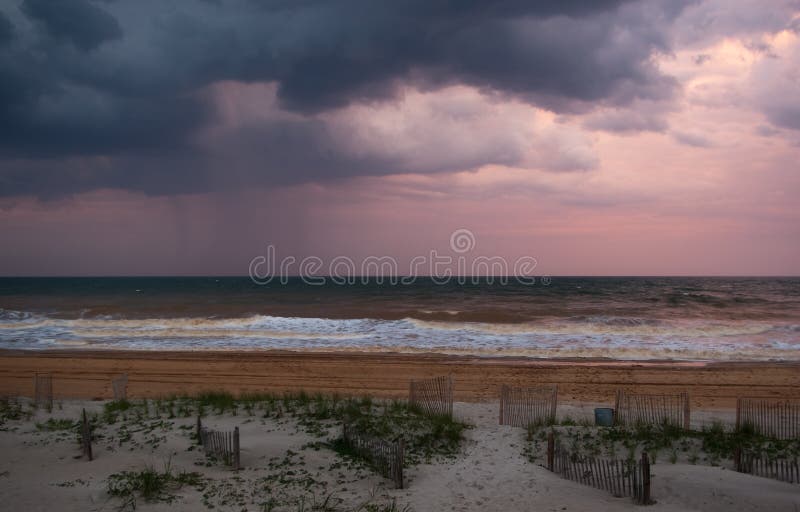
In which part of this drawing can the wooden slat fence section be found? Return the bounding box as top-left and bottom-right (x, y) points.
(547, 432), (652, 504)
(34, 372), (53, 410)
(341, 423), (404, 489)
(197, 417), (240, 470)
(409, 375), (453, 418)
(499, 384), (558, 427)
(614, 389), (690, 429)
(111, 374), (128, 401)
(735, 449), (799, 484)
(80, 408), (93, 461)
(736, 398), (800, 439)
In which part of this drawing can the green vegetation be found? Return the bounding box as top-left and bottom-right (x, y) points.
(106, 461), (204, 511)
(35, 418), (76, 431)
(1, 391), (448, 511)
(525, 420), (800, 468)
(0, 397), (29, 426)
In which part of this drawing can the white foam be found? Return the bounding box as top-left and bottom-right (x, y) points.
(0, 311), (798, 361)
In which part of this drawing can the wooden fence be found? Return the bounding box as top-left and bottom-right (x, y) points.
(409, 375), (453, 418)
(196, 417), (240, 470)
(112, 374), (128, 401)
(34, 372), (53, 410)
(499, 384), (557, 427)
(735, 448), (799, 484)
(546, 432), (652, 504)
(341, 422), (404, 489)
(736, 398), (800, 440)
(80, 408), (93, 461)
(614, 390), (690, 429)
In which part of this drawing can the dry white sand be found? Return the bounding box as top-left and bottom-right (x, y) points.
(0, 400), (798, 512)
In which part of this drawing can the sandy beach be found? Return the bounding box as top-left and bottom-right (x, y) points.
(1, 396), (799, 512)
(1, 350), (799, 407)
(1, 350), (799, 512)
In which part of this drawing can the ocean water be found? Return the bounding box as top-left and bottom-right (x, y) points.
(0, 277), (798, 361)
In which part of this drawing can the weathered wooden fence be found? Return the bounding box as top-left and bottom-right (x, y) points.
(80, 408), (93, 461)
(409, 375), (453, 418)
(546, 432), (652, 504)
(341, 422), (404, 489)
(112, 374), (128, 401)
(34, 372), (53, 410)
(196, 417), (240, 470)
(736, 398), (800, 439)
(614, 390), (690, 429)
(499, 384), (558, 427)
(735, 448), (799, 484)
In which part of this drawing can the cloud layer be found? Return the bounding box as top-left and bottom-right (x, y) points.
(0, 0), (692, 197)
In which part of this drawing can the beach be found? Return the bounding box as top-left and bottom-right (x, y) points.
(1, 276), (800, 512)
(2, 350), (800, 407)
(2, 351), (800, 511)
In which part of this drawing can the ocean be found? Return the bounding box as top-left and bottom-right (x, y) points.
(0, 277), (798, 361)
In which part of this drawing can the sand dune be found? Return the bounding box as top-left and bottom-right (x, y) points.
(0, 399), (798, 512)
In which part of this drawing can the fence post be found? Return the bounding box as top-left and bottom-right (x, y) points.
(447, 374), (454, 418)
(614, 390), (622, 426)
(683, 392), (691, 430)
(547, 431), (554, 471)
(397, 437), (405, 489)
(233, 426), (240, 470)
(196, 416), (203, 445)
(733, 446), (741, 472)
(81, 408), (93, 461)
(551, 386), (558, 424)
(735, 397), (742, 431)
(499, 385), (505, 425)
(641, 452), (651, 505)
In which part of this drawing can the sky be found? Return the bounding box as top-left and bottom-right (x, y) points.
(0, 0), (799, 276)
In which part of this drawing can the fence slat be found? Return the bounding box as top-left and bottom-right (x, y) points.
(409, 375), (454, 418)
(112, 374), (128, 401)
(614, 389), (690, 429)
(196, 417), (240, 469)
(342, 423), (404, 488)
(736, 398), (800, 439)
(34, 372), (53, 410)
(546, 439), (652, 504)
(499, 384), (558, 428)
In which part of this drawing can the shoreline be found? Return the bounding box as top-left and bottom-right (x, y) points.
(2, 349), (799, 407)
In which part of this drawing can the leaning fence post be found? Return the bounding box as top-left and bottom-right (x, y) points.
(547, 431), (554, 471)
(233, 426), (240, 470)
(734, 446), (741, 472)
(196, 416), (203, 445)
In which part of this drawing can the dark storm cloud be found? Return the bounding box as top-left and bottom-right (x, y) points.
(0, 0), (692, 197)
(0, 11), (13, 45)
(21, 0), (122, 51)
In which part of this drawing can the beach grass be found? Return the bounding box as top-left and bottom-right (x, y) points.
(525, 420), (800, 467)
(106, 460), (204, 511)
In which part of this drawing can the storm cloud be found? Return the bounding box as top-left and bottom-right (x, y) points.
(0, 0), (705, 197)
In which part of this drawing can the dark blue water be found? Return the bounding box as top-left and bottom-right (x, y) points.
(1, 277), (798, 360)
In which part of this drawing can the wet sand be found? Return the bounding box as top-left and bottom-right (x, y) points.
(1, 349), (798, 407)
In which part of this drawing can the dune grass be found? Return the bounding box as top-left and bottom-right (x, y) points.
(106, 460), (204, 511)
(525, 419), (800, 467)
